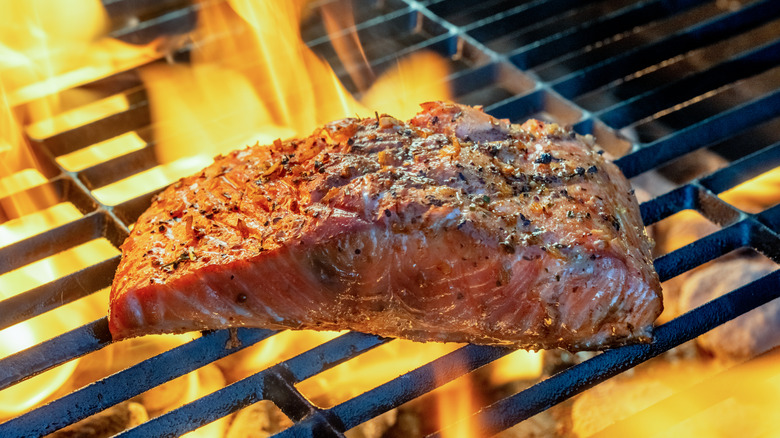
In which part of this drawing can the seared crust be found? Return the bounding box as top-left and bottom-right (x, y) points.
(110, 102), (662, 350)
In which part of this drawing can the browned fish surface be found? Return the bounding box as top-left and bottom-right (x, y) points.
(109, 102), (662, 350)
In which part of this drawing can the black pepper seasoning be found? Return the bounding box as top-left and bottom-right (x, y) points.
(535, 153), (552, 164)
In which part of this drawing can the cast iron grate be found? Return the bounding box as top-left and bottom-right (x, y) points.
(1, 0), (779, 436)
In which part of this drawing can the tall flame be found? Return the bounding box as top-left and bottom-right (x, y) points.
(361, 50), (452, 121)
(0, 0), (142, 418)
(91, 0), (373, 206)
(0, 79), (56, 219)
(111, 0), (453, 208)
(144, 0), (365, 167)
(437, 371), (479, 438)
(321, 0), (375, 92)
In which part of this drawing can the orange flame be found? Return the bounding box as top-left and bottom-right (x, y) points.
(0, 0), (108, 102)
(95, 0), (454, 206)
(720, 167), (780, 213)
(321, 0), (375, 92)
(572, 350), (780, 438)
(0, 0), (159, 115)
(434, 351), (543, 437)
(488, 349), (543, 387)
(0, 0), (457, 424)
(297, 340), (462, 408)
(0, 0), (149, 417)
(437, 371), (479, 438)
(0, 79), (57, 219)
(361, 50), (452, 121)
(146, 0), (365, 164)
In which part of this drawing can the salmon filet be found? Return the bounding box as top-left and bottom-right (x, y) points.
(109, 102), (662, 350)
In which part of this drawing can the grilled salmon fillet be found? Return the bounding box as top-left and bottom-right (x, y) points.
(109, 101), (662, 350)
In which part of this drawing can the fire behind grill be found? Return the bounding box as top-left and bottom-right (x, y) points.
(1, 0), (779, 436)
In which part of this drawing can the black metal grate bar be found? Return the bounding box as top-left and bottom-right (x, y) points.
(615, 87), (780, 178)
(0, 212), (112, 276)
(30, 88), (149, 158)
(275, 343), (514, 436)
(700, 141), (780, 195)
(652, 219), (778, 280)
(0, 257), (119, 332)
(0, 0), (778, 436)
(433, 269), (780, 437)
(0, 327), (273, 438)
(505, 0), (709, 69)
(0, 319), (112, 391)
(117, 331), (389, 437)
(596, 36), (780, 128)
(550, 0), (780, 99)
(758, 203), (780, 231)
(104, 0), (200, 44)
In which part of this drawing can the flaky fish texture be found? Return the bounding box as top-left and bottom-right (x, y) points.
(109, 102), (662, 350)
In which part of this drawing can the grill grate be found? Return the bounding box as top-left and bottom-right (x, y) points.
(1, 0), (779, 436)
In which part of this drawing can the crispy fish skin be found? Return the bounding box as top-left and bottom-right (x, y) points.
(109, 102), (662, 350)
